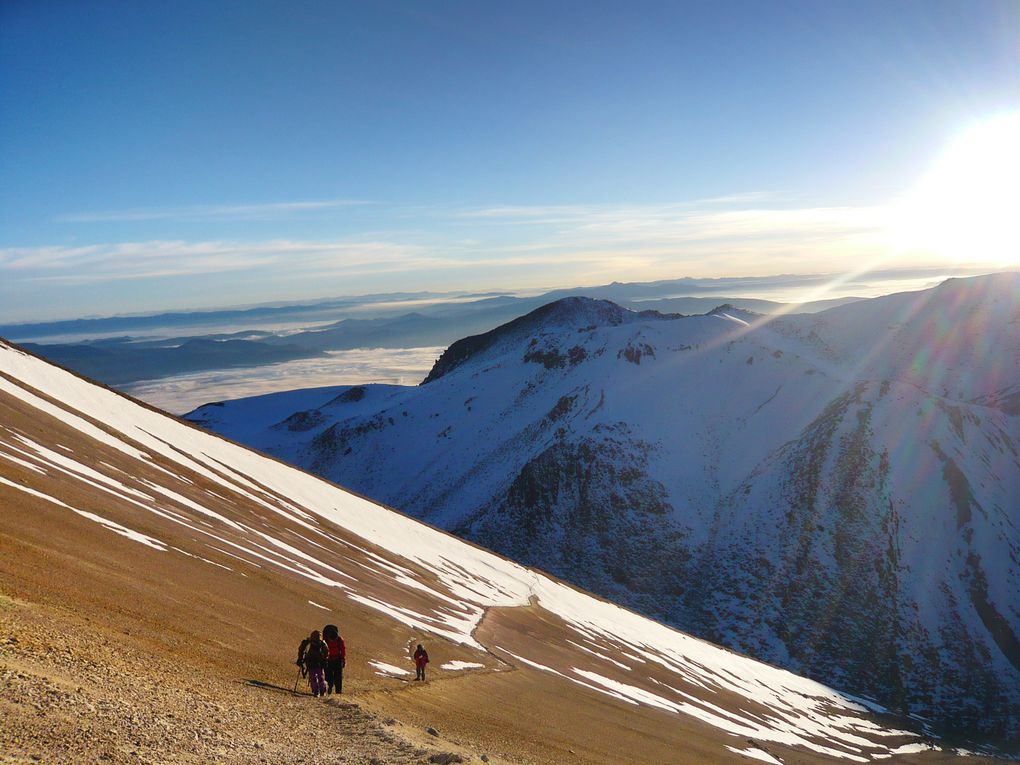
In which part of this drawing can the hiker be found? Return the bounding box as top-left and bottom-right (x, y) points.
(296, 630), (329, 697)
(413, 644), (429, 682)
(323, 624), (346, 694)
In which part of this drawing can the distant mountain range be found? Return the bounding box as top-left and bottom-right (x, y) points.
(188, 272), (1020, 746)
(10, 277), (865, 386)
(1, 274), (867, 341)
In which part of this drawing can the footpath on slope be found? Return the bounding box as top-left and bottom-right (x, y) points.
(357, 599), (774, 765)
(359, 599), (1008, 765)
(3, 577), (1003, 765)
(0, 588), (509, 765)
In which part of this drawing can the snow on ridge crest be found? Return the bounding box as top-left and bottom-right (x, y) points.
(422, 296), (680, 384)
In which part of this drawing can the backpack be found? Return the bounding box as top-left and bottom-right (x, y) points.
(326, 636), (344, 661)
(305, 639), (328, 665)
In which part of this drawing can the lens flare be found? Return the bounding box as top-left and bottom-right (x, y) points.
(894, 112), (1020, 266)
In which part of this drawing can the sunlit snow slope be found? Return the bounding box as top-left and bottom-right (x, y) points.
(0, 338), (978, 763)
(190, 273), (1020, 747)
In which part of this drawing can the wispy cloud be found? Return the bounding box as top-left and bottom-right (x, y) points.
(5, 195), (975, 314)
(0, 239), (429, 285)
(455, 193), (778, 222)
(444, 199), (897, 281)
(569, 205), (892, 248)
(57, 199), (371, 223)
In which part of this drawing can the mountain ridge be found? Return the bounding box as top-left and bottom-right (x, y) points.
(423, 297), (682, 384)
(188, 273), (1020, 747)
(3, 336), (983, 762)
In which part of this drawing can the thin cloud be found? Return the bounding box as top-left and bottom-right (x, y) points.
(457, 204), (604, 220)
(455, 194), (779, 223)
(2, 239), (430, 285)
(57, 199), (372, 223)
(5, 197), (970, 305)
(566, 205), (892, 246)
(448, 202), (894, 272)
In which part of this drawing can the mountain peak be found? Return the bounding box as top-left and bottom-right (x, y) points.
(422, 297), (678, 384)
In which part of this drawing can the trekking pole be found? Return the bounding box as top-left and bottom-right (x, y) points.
(293, 665), (302, 694)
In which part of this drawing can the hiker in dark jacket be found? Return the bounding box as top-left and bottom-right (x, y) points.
(322, 624), (346, 694)
(413, 644), (429, 682)
(296, 630), (329, 697)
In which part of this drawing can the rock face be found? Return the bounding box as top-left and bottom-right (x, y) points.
(693, 378), (1019, 733)
(458, 424), (692, 621)
(189, 273), (1020, 745)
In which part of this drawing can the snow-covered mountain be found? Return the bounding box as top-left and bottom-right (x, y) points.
(3, 338), (984, 763)
(188, 272), (1020, 747)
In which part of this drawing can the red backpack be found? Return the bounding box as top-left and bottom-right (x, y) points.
(326, 636), (345, 661)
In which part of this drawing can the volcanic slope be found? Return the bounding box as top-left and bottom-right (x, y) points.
(188, 272), (1020, 749)
(0, 341), (988, 764)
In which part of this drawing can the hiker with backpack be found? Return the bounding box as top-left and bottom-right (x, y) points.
(296, 630), (329, 697)
(323, 624), (346, 694)
(413, 643), (429, 682)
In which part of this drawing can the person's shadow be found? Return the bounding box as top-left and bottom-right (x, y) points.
(245, 679), (308, 695)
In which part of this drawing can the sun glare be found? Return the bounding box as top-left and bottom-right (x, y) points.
(895, 112), (1020, 266)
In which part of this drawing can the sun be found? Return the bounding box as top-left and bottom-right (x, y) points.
(894, 111), (1020, 267)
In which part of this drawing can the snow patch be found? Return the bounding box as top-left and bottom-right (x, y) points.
(0, 475), (167, 551)
(369, 661), (411, 677)
(170, 546), (233, 571)
(71, 508), (168, 551)
(0, 448), (47, 474)
(724, 745), (784, 764)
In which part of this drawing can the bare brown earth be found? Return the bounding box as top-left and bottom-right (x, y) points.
(0, 347), (1005, 764)
(2, 590), (426, 765)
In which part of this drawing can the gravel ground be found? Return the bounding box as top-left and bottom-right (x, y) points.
(0, 593), (486, 765)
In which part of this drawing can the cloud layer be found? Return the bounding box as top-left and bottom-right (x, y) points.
(122, 346), (444, 414)
(0, 195), (990, 322)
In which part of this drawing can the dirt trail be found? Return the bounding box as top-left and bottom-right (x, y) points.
(0, 592), (501, 765)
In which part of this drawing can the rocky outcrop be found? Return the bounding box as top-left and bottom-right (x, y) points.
(458, 424), (691, 622)
(423, 297), (677, 383)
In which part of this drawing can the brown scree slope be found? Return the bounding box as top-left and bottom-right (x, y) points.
(0, 339), (995, 765)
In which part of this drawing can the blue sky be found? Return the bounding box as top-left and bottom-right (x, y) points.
(2, 0), (1019, 322)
